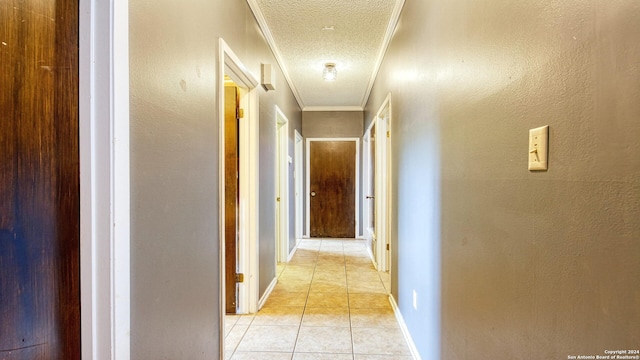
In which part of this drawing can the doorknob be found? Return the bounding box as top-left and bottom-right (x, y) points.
(366, 195), (374, 199)
(310, 191), (317, 197)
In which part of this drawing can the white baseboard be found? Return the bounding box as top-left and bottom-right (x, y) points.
(286, 241), (300, 262)
(389, 294), (422, 360)
(257, 277), (278, 310)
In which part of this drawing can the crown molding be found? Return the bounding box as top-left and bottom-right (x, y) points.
(303, 106), (364, 112)
(246, 0), (305, 109)
(360, 0), (406, 108)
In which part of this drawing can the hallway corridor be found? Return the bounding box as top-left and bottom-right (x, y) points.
(225, 239), (413, 359)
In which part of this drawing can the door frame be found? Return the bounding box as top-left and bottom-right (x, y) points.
(218, 37), (260, 329)
(294, 130), (304, 240)
(79, 0), (130, 358)
(275, 106), (290, 263)
(305, 138), (360, 238)
(373, 94), (392, 272)
(363, 120), (376, 265)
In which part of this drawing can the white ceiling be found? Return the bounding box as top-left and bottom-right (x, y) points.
(248, 0), (405, 111)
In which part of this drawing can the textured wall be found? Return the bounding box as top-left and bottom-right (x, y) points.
(129, 0), (301, 357)
(365, 0), (640, 358)
(302, 111), (364, 138)
(302, 111), (365, 237)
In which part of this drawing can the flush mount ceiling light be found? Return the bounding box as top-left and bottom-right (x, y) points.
(322, 63), (337, 81)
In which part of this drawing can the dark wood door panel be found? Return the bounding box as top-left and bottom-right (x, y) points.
(1, 0), (80, 358)
(309, 141), (356, 238)
(224, 85), (239, 314)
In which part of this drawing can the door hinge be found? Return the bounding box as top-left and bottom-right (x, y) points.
(386, 243), (390, 251)
(238, 108), (245, 118)
(276, 197), (281, 202)
(386, 130), (390, 138)
(235, 273), (245, 283)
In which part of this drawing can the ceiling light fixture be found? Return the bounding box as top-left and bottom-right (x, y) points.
(322, 63), (337, 81)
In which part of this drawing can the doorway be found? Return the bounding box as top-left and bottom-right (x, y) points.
(294, 130), (304, 240)
(306, 138), (360, 238)
(373, 94), (392, 272)
(364, 121), (377, 264)
(224, 80), (240, 313)
(275, 107), (290, 263)
(218, 38), (260, 331)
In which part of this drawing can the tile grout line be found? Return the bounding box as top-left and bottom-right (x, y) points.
(291, 240), (318, 357)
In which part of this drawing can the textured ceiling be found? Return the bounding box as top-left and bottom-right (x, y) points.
(248, 0), (404, 111)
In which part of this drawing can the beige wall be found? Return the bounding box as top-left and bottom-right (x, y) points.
(366, 0), (640, 358)
(129, 0), (301, 357)
(302, 111), (363, 138)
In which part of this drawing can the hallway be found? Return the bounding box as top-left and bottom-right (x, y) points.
(225, 239), (412, 359)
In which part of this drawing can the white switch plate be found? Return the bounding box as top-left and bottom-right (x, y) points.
(528, 125), (549, 171)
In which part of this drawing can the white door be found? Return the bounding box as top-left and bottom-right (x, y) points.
(276, 107), (289, 263)
(363, 121), (377, 265)
(294, 130), (304, 240)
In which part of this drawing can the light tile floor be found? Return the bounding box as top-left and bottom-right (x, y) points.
(225, 239), (413, 360)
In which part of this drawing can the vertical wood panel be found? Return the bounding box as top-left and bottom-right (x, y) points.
(224, 85), (239, 313)
(0, 0), (80, 358)
(309, 141), (356, 238)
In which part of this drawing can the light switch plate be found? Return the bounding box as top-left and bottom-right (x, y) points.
(528, 125), (549, 171)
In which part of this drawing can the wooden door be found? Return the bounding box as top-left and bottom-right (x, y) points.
(309, 141), (356, 238)
(224, 85), (239, 313)
(0, 0), (80, 358)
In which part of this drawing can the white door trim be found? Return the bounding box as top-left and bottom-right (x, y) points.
(79, 0), (130, 358)
(363, 120), (377, 265)
(305, 138), (360, 238)
(275, 106), (290, 263)
(294, 130), (304, 241)
(218, 38), (260, 330)
(374, 94), (392, 272)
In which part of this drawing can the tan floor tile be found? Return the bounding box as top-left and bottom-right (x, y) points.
(287, 258), (318, 267)
(346, 263), (376, 272)
(313, 272), (347, 283)
(236, 325), (299, 352)
(352, 327), (411, 356)
(302, 307), (350, 327)
(306, 292), (349, 308)
(292, 249), (320, 256)
(315, 263), (346, 272)
(347, 280), (387, 294)
(225, 240), (405, 358)
(252, 306), (304, 326)
(313, 271), (346, 282)
(295, 326), (353, 353)
(354, 355), (413, 360)
(317, 255), (344, 263)
(279, 272), (314, 282)
(264, 291), (308, 307)
(350, 307), (399, 328)
(293, 353), (353, 360)
(345, 254), (372, 261)
(282, 265), (315, 275)
(349, 293), (390, 309)
(232, 352), (293, 360)
(225, 316), (239, 336)
(275, 280), (311, 293)
(225, 324), (249, 358)
(379, 271), (391, 292)
(235, 314), (255, 325)
(347, 272), (383, 283)
(310, 281), (347, 293)
(311, 277), (347, 288)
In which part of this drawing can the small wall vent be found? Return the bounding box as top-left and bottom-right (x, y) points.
(261, 63), (276, 91)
